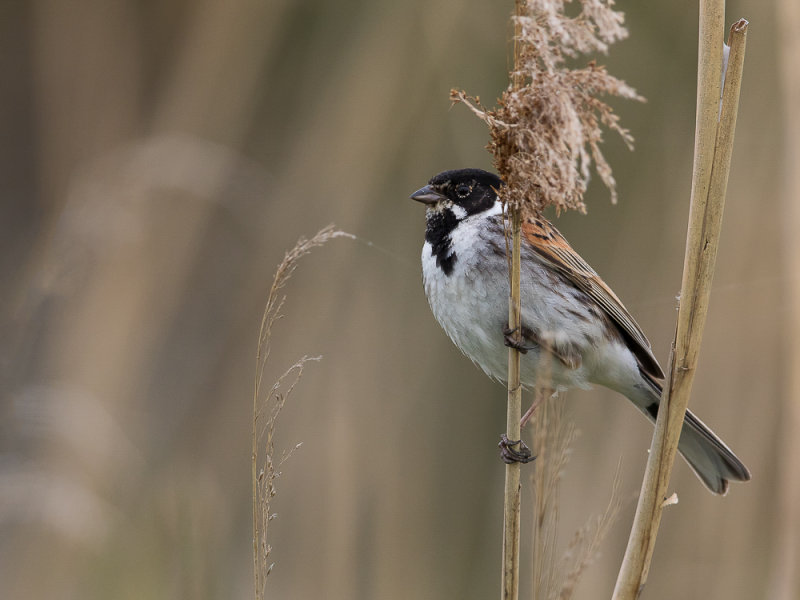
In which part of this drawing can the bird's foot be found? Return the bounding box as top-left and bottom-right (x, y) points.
(503, 325), (533, 354)
(498, 433), (535, 464)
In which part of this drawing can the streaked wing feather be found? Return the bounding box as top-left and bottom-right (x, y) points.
(522, 217), (665, 380)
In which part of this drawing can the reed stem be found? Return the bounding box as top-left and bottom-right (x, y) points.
(501, 3), (526, 597)
(612, 11), (748, 599)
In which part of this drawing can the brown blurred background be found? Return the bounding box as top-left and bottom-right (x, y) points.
(1, 1), (796, 599)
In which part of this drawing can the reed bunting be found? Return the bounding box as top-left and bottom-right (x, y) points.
(411, 168), (750, 495)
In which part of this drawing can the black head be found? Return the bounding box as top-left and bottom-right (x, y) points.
(410, 169), (503, 276)
(410, 168), (503, 217)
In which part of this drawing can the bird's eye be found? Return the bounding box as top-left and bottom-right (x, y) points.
(455, 183), (472, 198)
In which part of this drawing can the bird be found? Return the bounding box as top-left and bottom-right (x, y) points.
(410, 167), (750, 495)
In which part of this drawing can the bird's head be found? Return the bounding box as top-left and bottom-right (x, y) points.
(410, 169), (503, 221)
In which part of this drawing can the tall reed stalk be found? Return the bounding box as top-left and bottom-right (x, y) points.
(501, 5), (526, 597)
(612, 9), (748, 598)
(452, 2), (639, 598)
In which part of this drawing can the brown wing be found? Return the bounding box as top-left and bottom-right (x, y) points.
(521, 215), (665, 380)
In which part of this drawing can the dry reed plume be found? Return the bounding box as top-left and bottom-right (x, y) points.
(452, 0), (642, 215)
(252, 226), (352, 600)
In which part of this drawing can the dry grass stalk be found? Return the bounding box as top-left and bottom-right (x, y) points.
(555, 466), (622, 600)
(252, 225), (352, 600)
(530, 389), (575, 599)
(254, 357), (316, 596)
(527, 388), (622, 600)
(612, 13), (749, 600)
(501, 4), (527, 596)
(503, 205), (524, 600)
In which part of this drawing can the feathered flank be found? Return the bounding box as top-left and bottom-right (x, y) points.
(521, 216), (664, 380)
(451, 0), (643, 214)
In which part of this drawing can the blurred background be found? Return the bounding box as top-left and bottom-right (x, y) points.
(1, 1), (796, 598)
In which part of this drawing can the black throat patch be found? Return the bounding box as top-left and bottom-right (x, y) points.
(425, 208), (458, 276)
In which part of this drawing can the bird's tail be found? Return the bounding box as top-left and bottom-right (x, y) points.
(635, 379), (751, 495)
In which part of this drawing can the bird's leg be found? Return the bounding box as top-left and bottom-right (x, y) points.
(520, 388), (556, 428)
(503, 325), (535, 354)
(498, 433), (535, 464)
(520, 398), (540, 428)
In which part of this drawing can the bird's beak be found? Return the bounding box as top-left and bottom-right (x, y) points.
(410, 185), (445, 205)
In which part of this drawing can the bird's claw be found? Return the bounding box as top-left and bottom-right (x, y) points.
(498, 433), (535, 464)
(503, 325), (531, 354)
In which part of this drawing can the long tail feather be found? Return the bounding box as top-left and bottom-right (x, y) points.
(632, 378), (751, 495)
